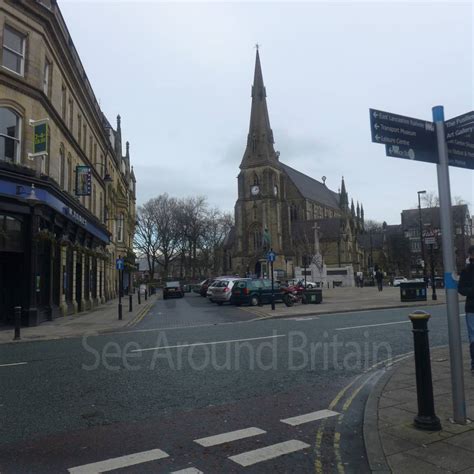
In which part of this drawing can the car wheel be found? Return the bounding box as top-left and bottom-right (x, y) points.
(217, 301), (223, 306)
(234, 302), (241, 306)
(163, 296), (167, 300)
(250, 295), (259, 306)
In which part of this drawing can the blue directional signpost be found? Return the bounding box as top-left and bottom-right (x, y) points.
(116, 257), (124, 320)
(370, 106), (472, 425)
(267, 249), (276, 310)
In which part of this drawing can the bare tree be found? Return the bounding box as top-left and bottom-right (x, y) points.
(134, 201), (160, 279)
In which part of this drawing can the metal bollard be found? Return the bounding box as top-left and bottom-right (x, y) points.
(129, 294), (133, 312)
(409, 310), (441, 431)
(138, 290), (141, 305)
(118, 301), (122, 320)
(13, 306), (21, 340)
(145, 289), (148, 301)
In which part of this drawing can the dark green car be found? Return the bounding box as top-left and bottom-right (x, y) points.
(230, 279), (284, 306)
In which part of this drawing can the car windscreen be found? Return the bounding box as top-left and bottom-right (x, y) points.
(165, 282), (180, 288)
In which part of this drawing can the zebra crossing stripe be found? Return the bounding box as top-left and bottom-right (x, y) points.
(280, 409), (339, 426)
(68, 448), (169, 473)
(229, 440), (310, 467)
(194, 427), (265, 447)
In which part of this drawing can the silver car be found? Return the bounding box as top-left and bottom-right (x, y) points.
(206, 279), (224, 302)
(210, 278), (245, 305)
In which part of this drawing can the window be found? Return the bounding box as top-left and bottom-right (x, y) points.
(59, 146), (65, 188)
(2, 26), (25, 75)
(94, 143), (97, 162)
(252, 228), (261, 251)
(117, 213), (124, 242)
(43, 59), (51, 95)
(67, 154), (72, 192)
(83, 124), (86, 150)
(89, 136), (93, 159)
(77, 115), (82, 144)
(61, 85), (67, 118)
(0, 107), (21, 163)
(99, 192), (103, 222)
(68, 98), (73, 130)
(92, 184), (97, 216)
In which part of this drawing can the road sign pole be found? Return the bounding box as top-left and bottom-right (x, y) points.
(433, 105), (466, 424)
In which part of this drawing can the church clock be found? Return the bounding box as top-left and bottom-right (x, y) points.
(251, 185), (260, 196)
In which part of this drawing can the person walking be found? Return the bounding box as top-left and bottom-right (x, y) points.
(375, 269), (383, 291)
(458, 245), (474, 373)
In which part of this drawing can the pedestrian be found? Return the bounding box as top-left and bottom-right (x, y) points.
(458, 244), (474, 373)
(375, 269), (383, 291)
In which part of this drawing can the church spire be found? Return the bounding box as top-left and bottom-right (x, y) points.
(339, 176), (348, 211)
(240, 48), (278, 169)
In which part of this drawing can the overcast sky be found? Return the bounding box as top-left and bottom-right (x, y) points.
(60, 0), (473, 224)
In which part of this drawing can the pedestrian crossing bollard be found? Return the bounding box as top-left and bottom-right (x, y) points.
(409, 310), (441, 431)
(129, 294), (133, 312)
(145, 289), (148, 301)
(138, 290), (141, 305)
(13, 306), (21, 341)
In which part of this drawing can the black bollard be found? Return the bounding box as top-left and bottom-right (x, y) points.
(129, 294), (133, 312)
(138, 290), (141, 305)
(409, 310), (441, 431)
(145, 289), (148, 301)
(13, 306), (21, 341)
(118, 301), (122, 320)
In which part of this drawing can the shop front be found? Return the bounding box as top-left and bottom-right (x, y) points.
(0, 167), (110, 326)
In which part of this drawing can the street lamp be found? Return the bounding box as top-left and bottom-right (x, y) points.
(417, 190), (427, 282)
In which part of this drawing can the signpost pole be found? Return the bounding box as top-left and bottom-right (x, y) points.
(432, 105), (466, 424)
(270, 249), (275, 311)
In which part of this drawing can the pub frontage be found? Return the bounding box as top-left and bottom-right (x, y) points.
(0, 162), (110, 326)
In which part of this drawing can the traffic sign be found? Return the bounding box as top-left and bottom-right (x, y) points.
(267, 250), (276, 263)
(370, 109), (436, 151)
(445, 111), (474, 141)
(385, 143), (474, 169)
(116, 258), (124, 270)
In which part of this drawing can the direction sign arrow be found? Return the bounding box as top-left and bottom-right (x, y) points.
(385, 143), (474, 169)
(369, 109), (436, 151)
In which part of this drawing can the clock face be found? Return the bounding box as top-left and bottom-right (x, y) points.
(251, 185), (260, 196)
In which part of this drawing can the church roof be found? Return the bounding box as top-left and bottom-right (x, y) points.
(280, 162), (340, 210)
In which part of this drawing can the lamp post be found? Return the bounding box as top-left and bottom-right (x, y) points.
(417, 190), (427, 282)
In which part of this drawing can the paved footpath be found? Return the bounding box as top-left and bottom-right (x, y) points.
(0, 292), (157, 344)
(365, 345), (474, 473)
(246, 286), (450, 319)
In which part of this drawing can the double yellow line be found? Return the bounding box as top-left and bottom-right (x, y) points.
(125, 300), (153, 328)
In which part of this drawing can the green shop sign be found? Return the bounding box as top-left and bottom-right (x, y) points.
(34, 123), (48, 154)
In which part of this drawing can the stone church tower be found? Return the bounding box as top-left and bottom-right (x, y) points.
(233, 48), (287, 277)
(225, 49), (365, 279)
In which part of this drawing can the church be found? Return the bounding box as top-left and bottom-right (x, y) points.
(224, 49), (365, 281)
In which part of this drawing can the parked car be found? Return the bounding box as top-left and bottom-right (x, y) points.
(230, 279), (285, 306)
(206, 279), (225, 302)
(287, 278), (319, 289)
(163, 281), (184, 299)
(392, 276), (408, 287)
(199, 278), (214, 297)
(211, 278), (248, 305)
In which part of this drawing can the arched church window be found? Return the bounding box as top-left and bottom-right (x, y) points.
(253, 173), (259, 185)
(252, 228), (262, 251)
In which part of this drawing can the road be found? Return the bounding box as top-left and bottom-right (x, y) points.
(0, 293), (468, 473)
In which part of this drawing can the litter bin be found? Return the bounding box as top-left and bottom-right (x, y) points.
(400, 281), (427, 302)
(303, 289), (323, 304)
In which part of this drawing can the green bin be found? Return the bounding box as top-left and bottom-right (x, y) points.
(303, 289), (323, 304)
(400, 281), (427, 302)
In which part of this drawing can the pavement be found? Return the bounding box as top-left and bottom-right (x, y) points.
(365, 344), (474, 473)
(246, 286), (450, 319)
(0, 292), (157, 344)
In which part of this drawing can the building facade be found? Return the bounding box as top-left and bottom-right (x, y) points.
(0, 0), (136, 326)
(225, 50), (364, 279)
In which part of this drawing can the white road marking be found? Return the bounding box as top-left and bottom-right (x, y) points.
(67, 448), (169, 473)
(0, 362), (27, 368)
(229, 439), (310, 467)
(171, 468), (203, 474)
(335, 320), (411, 331)
(131, 334), (286, 353)
(280, 409), (339, 426)
(194, 427), (266, 447)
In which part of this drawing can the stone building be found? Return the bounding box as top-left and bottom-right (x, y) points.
(225, 50), (363, 279)
(0, 0), (136, 325)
